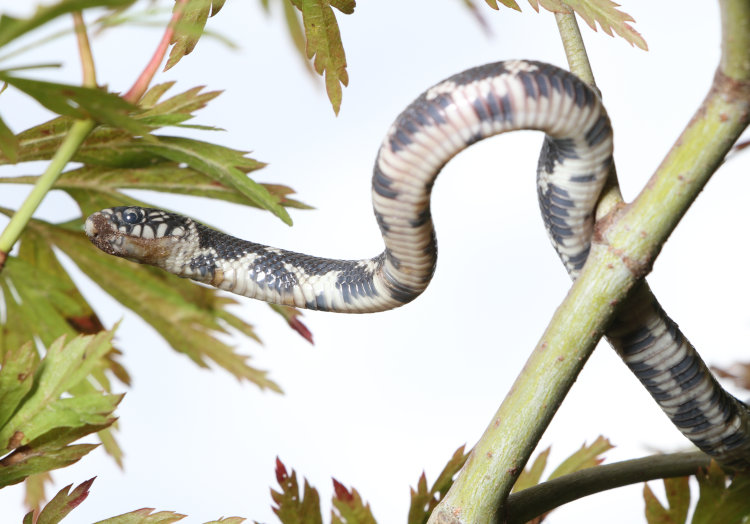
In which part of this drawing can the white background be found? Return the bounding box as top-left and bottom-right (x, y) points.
(1, 1), (749, 523)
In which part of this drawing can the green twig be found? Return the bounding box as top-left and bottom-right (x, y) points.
(554, 9), (595, 88)
(428, 1), (750, 522)
(73, 12), (96, 87)
(505, 452), (711, 524)
(0, 13), (99, 271)
(0, 119), (95, 260)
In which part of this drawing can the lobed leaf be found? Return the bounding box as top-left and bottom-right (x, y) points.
(24, 215), (281, 392)
(133, 135), (291, 224)
(643, 477), (690, 524)
(0, 114), (18, 162)
(33, 477), (96, 524)
(0, 0), (137, 49)
(331, 479), (376, 524)
(483, 0), (647, 50)
(563, 0), (647, 50)
(0, 73), (152, 137)
(0, 442), (99, 489)
(511, 446), (549, 493)
(0, 342), (37, 431)
(0, 330), (120, 452)
(547, 436), (613, 480)
(407, 445), (468, 524)
(166, 0), (226, 71)
(693, 463), (750, 524)
(0, 229), (129, 391)
(95, 508), (188, 523)
(268, 457), (324, 524)
(483, 0), (521, 10)
(280, 0), (315, 76)
(289, 0), (353, 114)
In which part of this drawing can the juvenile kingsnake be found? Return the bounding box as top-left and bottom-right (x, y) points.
(85, 60), (750, 469)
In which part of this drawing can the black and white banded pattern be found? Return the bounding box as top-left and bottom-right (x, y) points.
(85, 60), (750, 469)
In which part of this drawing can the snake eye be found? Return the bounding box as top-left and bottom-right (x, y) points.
(122, 208), (143, 225)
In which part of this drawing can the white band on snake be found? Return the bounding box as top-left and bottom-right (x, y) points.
(85, 60), (750, 470)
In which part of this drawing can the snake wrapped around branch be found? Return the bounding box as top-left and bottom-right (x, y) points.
(85, 60), (750, 470)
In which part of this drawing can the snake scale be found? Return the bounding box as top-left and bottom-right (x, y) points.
(85, 60), (750, 469)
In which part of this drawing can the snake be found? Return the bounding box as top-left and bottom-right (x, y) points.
(85, 60), (750, 470)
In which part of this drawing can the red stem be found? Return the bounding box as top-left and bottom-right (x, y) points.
(123, 0), (189, 103)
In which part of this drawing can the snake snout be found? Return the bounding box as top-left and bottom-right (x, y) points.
(85, 212), (119, 256)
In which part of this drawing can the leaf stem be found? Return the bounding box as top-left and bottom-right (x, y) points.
(428, 2), (750, 522)
(123, 0), (188, 103)
(505, 452), (711, 524)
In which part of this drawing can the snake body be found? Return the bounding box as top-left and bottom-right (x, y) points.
(85, 60), (750, 469)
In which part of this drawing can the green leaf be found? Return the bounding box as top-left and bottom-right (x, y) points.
(26, 216), (281, 392)
(0, 74), (151, 136)
(0, 0), (137, 49)
(290, 0), (352, 114)
(0, 341), (37, 430)
(407, 445), (468, 524)
(693, 463), (750, 524)
(34, 477), (95, 524)
(0, 114), (18, 162)
(331, 479), (376, 524)
(547, 436), (613, 480)
(95, 508), (187, 524)
(562, 0), (647, 50)
(268, 457), (324, 524)
(483, 0), (646, 50)
(643, 477), (690, 524)
(281, 0), (315, 77)
(0, 441), (99, 489)
(511, 446), (549, 492)
(166, 0), (226, 71)
(0, 229), (128, 388)
(203, 518), (246, 524)
(0, 330), (121, 452)
(137, 135), (291, 224)
(483, 0), (521, 10)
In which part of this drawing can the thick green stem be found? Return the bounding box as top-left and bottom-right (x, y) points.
(505, 452), (710, 523)
(428, 1), (750, 523)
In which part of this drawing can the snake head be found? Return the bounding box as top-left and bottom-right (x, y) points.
(85, 206), (191, 267)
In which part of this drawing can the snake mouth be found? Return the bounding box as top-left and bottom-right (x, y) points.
(85, 212), (121, 256)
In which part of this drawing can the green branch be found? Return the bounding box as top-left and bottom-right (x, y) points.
(505, 452), (711, 524)
(427, 1), (750, 522)
(0, 119), (95, 262)
(0, 13), (99, 271)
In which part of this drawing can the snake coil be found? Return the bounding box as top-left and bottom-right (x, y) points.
(86, 60), (750, 469)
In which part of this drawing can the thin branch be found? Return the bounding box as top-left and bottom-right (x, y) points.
(73, 12), (96, 87)
(505, 452), (711, 524)
(554, 9), (596, 88)
(123, 0), (188, 103)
